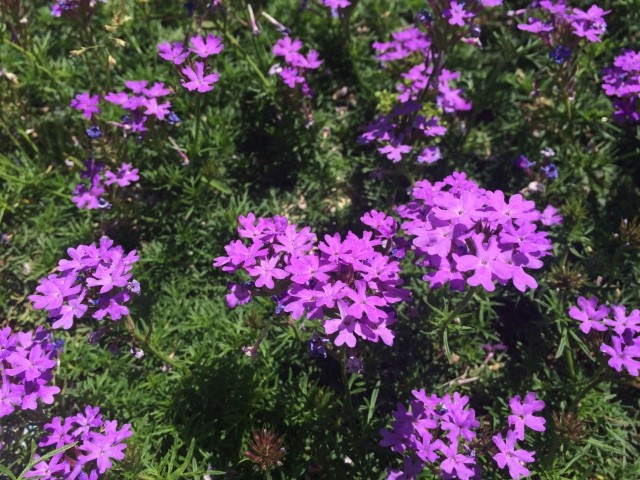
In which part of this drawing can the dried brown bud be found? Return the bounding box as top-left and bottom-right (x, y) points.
(243, 427), (285, 472)
(619, 216), (640, 249)
(548, 262), (585, 294)
(552, 412), (585, 443)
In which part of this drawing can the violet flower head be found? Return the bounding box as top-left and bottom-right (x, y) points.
(215, 212), (410, 349)
(71, 92), (100, 120)
(508, 392), (546, 440)
(271, 36), (322, 97)
(602, 49), (640, 123)
(29, 406), (132, 479)
(568, 296), (609, 334)
(189, 34), (224, 58)
(493, 430), (536, 479)
(0, 327), (61, 418)
(181, 62), (219, 93)
(29, 238), (140, 335)
(158, 41), (190, 64)
(72, 159), (139, 209)
(398, 172), (553, 293)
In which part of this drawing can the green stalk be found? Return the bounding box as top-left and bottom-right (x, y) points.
(127, 315), (188, 374)
(542, 364), (607, 471)
(340, 349), (356, 424)
(443, 286), (477, 325)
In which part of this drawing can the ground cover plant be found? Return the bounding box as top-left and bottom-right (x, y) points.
(1, 0), (640, 478)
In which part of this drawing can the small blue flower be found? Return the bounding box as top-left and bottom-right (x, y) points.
(167, 112), (181, 125)
(53, 339), (65, 354)
(307, 334), (328, 359)
(549, 46), (571, 64)
(541, 163), (559, 180)
(85, 125), (102, 139)
(416, 8), (433, 24)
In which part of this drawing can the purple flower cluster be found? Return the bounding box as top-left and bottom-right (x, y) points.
(270, 36), (323, 97)
(72, 159), (139, 210)
(71, 81), (179, 138)
(373, 26), (431, 63)
(104, 80), (177, 135)
(569, 296), (640, 376)
(381, 390), (545, 479)
(601, 49), (640, 123)
(214, 212), (410, 348)
(0, 327), (61, 419)
(362, 24), (474, 164)
(26, 405), (132, 479)
(50, 0), (106, 18)
(518, 2), (609, 58)
(158, 33), (224, 93)
(493, 392), (546, 479)
(360, 102), (447, 163)
(29, 237), (140, 330)
(398, 172), (554, 293)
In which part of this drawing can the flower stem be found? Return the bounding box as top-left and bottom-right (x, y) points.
(127, 315), (188, 374)
(444, 286), (477, 325)
(339, 349), (356, 424)
(541, 363), (607, 470)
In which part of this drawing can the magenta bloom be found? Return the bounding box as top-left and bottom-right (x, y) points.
(215, 213), (409, 349)
(181, 62), (219, 93)
(493, 430), (536, 479)
(29, 238), (140, 331)
(600, 336), (640, 376)
(508, 392), (546, 440)
(70, 91), (100, 120)
(568, 296), (610, 334)
(273, 37), (304, 64)
(158, 41), (189, 64)
(247, 257), (288, 290)
(30, 406), (132, 478)
(189, 34), (224, 58)
(455, 234), (510, 292)
(443, 1), (474, 27)
(321, 0), (351, 8)
(0, 327), (61, 418)
(104, 163), (140, 188)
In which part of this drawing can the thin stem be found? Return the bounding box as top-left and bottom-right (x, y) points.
(541, 364), (607, 470)
(127, 315), (188, 374)
(220, 28), (271, 91)
(192, 95), (202, 157)
(563, 335), (576, 380)
(340, 349), (356, 425)
(443, 286), (477, 325)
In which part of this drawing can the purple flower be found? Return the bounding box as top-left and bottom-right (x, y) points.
(85, 125), (102, 139)
(30, 406), (132, 478)
(104, 163), (140, 187)
(600, 336), (640, 376)
(189, 34), (224, 58)
(443, 1), (474, 27)
(568, 296), (609, 334)
(0, 327), (61, 418)
(493, 430), (536, 479)
(549, 45), (572, 64)
(29, 238), (139, 332)
(508, 392), (546, 440)
(71, 92), (100, 120)
(181, 62), (219, 92)
(215, 213), (409, 349)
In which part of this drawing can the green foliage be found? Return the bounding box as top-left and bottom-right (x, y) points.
(1, 0), (640, 479)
